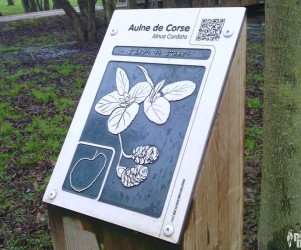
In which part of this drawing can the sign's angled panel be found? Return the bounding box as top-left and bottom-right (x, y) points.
(43, 8), (246, 243)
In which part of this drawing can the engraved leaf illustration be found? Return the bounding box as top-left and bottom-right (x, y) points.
(129, 81), (152, 103)
(116, 67), (129, 95)
(108, 103), (139, 134)
(161, 81), (196, 101)
(154, 79), (165, 94)
(144, 96), (170, 124)
(95, 91), (122, 115)
(137, 66), (154, 87)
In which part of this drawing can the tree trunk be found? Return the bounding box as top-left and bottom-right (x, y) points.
(22, 0), (31, 12)
(60, 0), (98, 44)
(29, 0), (38, 11)
(53, 0), (62, 9)
(127, 0), (137, 9)
(78, 0), (97, 42)
(60, 0), (87, 43)
(190, 0), (212, 7)
(7, 0), (14, 6)
(259, 1), (301, 249)
(102, 0), (115, 24)
(44, 0), (50, 10)
(152, 0), (158, 8)
(163, 0), (175, 8)
(36, 0), (43, 10)
(86, 0), (96, 42)
(143, 0), (149, 8)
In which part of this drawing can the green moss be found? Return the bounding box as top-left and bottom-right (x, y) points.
(0, 122), (14, 135)
(245, 125), (263, 158)
(0, 45), (22, 53)
(247, 97), (261, 110)
(55, 98), (75, 111)
(9, 84), (26, 97)
(32, 89), (58, 103)
(0, 154), (10, 174)
(49, 63), (84, 76)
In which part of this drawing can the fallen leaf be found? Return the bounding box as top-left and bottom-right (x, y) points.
(36, 212), (45, 222)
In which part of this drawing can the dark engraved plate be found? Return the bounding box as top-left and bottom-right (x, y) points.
(62, 61), (205, 217)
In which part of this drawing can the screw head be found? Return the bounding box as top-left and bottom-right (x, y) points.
(110, 28), (118, 36)
(163, 224), (174, 236)
(223, 29), (234, 38)
(48, 190), (57, 200)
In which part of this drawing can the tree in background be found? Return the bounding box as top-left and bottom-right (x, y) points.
(163, 0), (175, 8)
(53, 0), (62, 9)
(44, 0), (50, 10)
(22, 0), (38, 12)
(7, 0), (14, 6)
(22, 0), (50, 12)
(102, 0), (115, 24)
(259, 0), (301, 249)
(127, 0), (137, 9)
(60, 0), (97, 43)
(35, 0), (50, 10)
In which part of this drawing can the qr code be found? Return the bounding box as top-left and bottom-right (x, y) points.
(196, 19), (225, 41)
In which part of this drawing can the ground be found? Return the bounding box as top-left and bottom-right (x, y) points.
(0, 14), (264, 249)
(244, 22), (264, 249)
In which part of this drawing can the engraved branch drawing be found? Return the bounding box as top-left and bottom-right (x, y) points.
(70, 65), (196, 191)
(95, 65), (196, 188)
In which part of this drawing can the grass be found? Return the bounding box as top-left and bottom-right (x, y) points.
(0, 0), (104, 16)
(243, 24), (264, 249)
(247, 97), (261, 110)
(0, 0), (23, 15)
(0, 15), (98, 248)
(245, 25), (264, 161)
(245, 125), (263, 158)
(0, 0), (78, 15)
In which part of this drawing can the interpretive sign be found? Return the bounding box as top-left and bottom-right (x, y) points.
(43, 8), (246, 243)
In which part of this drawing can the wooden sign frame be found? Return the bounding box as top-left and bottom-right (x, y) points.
(44, 8), (245, 247)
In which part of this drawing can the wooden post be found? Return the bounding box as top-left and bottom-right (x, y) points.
(47, 19), (245, 250)
(181, 20), (246, 250)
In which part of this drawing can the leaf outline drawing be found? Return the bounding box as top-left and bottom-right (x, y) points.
(107, 102), (139, 135)
(138, 65), (196, 125)
(95, 67), (152, 134)
(94, 64), (197, 188)
(70, 151), (107, 192)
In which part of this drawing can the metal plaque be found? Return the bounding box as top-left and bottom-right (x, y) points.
(43, 8), (245, 243)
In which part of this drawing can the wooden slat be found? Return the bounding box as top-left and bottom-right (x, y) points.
(47, 18), (246, 250)
(228, 20), (246, 250)
(181, 19), (245, 250)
